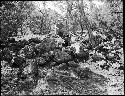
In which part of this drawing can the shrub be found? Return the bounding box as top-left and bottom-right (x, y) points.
(53, 50), (71, 64)
(7, 38), (16, 43)
(35, 57), (46, 66)
(11, 56), (26, 68)
(1, 48), (13, 63)
(23, 45), (36, 59)
(28, 38), (42, 44)
(76, 49), (89, 62)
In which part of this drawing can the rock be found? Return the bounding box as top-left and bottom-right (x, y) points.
(72, 67), (93, 80)
(56, 63), (69, 71)
(68, 61), (79, 68)
(47, 77), (60, 90)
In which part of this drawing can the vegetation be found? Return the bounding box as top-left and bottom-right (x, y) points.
(1, 0), (123, 95)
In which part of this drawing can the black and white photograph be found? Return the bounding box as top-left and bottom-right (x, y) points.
(1, 0), (123, 95)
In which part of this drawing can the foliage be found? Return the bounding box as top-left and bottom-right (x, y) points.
(1, 1), (36, 40)
(1, 1), (19, 40)
(1, 0), (123, 95)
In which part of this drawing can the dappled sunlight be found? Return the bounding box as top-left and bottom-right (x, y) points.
(34, 1), (66, 16)
(1, 1), (123, 95)
(92, 0), (104, 8)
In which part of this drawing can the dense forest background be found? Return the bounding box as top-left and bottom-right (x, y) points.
(1, 0), (123, 95)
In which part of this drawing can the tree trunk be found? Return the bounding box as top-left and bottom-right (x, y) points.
(78, 0), (94, 47)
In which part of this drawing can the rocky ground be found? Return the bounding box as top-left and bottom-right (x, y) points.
(1, 34), (124, 95)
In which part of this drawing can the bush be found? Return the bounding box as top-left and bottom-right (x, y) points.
(20, 39), (30, 46)
(53, 50), (71, 64)
(35, 57), (46, 66)
(62, 36), (71, 47)
(1, 48), (13, 63)
(28, 38), (42, 44)
(23, 45), (36, 59)
(11, 56), (26, 68)
(7, 38), (16, 43)
(76, 49), (89, 62)
(91, 54), (105, 62)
